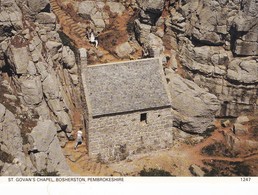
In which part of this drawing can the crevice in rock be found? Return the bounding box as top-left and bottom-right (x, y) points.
(41, 3), (51, 13)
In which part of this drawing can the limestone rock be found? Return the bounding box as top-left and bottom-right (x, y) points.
(6, 45), (30, 74)
(56, 111), (72, 133)
(27, 61), (37, 75)
(235, 116), (250, 124)
(28, 120), (71, 175)
(222, 120), (231, 128)
(189, 164), (205, 176)
(42, 74), (60, 100)
(0, 104), (30, 175)
(27, 0), (50, 13)
(115, 42), (134, 58)
(106, 2), (125, 15)
(134, 19), (151, 44)
(145, 33), (164, 57)
(1, 163), (22, 176)
(34, 100), (51, 120)
(28, 120), (57, 152)
(45, 41), (62, 56)
(227, 59), (258, 84)
(36, 12), (56, 24)
(0, 104), (6, 122)
(166, 70), (220, 134)
(61, 46), (76, 69)
(137, 0), (165, 12)
(77, 1), (107, 31)
(137, 0), (165, 24)
(20, 76), (43, 105)
(0, 0), (23, 41)
(233, 123), (249, 136)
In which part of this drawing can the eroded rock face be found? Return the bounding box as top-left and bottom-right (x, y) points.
(137, 0), (165, 25)
(0, 104), (34, 176)
(6, 45), (30, 74)
(166, 70), (220, 134)
(0, 0), (79, 176)
(0, 0), (23, 41)
(77, 1), (108, 31)
(169, 0), (258, 117)
(28, 120), (71, 175)
(115, 42), (134, 58)
(27, 0), (50, 13)
(20, 76), (43, 105)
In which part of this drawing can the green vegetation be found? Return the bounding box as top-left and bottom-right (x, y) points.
(201, 142), (238, 158)
(33, 168), (60, 176)
(139, 168), (173, 176)
(203, 160), (250, 176)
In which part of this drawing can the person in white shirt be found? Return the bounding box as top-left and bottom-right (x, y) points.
(74, 129), (83, 150)
(88, 29), (99, 48)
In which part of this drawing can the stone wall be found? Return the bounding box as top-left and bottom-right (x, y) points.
(88, 107), (173, 162)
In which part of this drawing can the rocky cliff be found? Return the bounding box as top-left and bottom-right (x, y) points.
(0, 0), (257, 175)
(129, 0), (257, 131)
(0, 0), (79, 175)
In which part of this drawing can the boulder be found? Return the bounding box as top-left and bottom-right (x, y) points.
(134, 19), (151, 44)
(189, 164), (205, 176)
(78, 1), (96, 17)
(115, 42), (134, 58)
(26, 61), (37, 75)
(233, 123), (249, 136)
(28, 120), (57, 152)
(56, 111), (72, 133)
(61, 46), (76, 69)
(6, 45), (30, 74)
(28, 120), (71, 175)
(45, 41), (62, 56)
(235, 116), (250, 124)
(35, 62), (49, 80)
(20, 76), (43, 105)
(77, 1), (106, 31)
(27, 0), (50, 13)
(137, 0), (165, 12)
(145, 33), (164, 57)
(42, 74), (60, 100)
(166, 70), (220, 134)
(34, 100), (51, 120)
(222, 120), (231, 128)
(106, 2), (125, 15)
(36, 12), (56, 24)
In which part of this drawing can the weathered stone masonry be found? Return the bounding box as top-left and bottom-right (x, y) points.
(89, 108), (173, 161)
(81, 58), (173, 162)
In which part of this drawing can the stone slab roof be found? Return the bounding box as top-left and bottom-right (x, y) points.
(82, 58), (171, 117)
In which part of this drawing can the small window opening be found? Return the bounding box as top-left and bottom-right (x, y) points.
(140, 113), (147, 123)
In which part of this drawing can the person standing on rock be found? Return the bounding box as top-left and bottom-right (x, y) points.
(74, 128), (83, 150)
